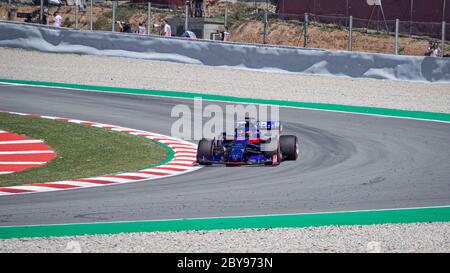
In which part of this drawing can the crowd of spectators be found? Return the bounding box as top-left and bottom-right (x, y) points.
(112, 18), (230, 42)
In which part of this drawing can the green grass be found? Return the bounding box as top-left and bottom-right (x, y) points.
(0, 112), (168, 187)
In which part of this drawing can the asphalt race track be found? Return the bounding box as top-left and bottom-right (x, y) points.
(0, 84), (449, 226)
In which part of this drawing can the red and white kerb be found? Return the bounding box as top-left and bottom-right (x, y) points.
(0, 112), (201, 196)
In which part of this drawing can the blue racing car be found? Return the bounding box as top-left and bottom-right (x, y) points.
(196, 118), (298, 166)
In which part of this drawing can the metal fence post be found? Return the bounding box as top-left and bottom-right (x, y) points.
(7, 0), (11, 20)
(442, 21), (446, 57)
(112, 1), (116, 32)
(90, 0), (93, 30)
(224, 4), (228, 27)
(443, 0), (447, 22)
(348, 15), (353, 51)
(395, 19), (399, 55)
(304, 13), (308, 48)
(263, 9), (268, 44)
(148, 1), (152, 35)
(75, 0), (79, 30)
(40, 0), (44, 24)
(185, 0), (189, 31)
(410, 0), (414, 36)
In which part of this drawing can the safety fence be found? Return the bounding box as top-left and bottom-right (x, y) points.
(0, 0), (448, 57)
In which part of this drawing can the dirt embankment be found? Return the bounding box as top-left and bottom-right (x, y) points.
(231, 20), (437, 56)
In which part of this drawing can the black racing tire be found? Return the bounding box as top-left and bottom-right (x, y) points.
(197, 138), (214, 165)
(280, 135), (298, 161)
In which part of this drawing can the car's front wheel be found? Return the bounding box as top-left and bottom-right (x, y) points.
(197, 138), (214, 165)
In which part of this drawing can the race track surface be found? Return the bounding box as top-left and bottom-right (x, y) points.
(0, 84), (449, 226)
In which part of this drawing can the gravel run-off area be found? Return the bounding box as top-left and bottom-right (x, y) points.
(0, 47), (449, 114)
(0, 47), (449, 252)
(1, 222), (449, 253)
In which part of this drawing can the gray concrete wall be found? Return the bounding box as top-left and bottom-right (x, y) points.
(0, 21), (449, 83)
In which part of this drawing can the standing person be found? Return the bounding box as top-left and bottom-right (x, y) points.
(430, 41), (442, 57)
(137, 22), (146, 35)
(222, 26), (231, 42)
(53, 11), (62, 27)
(194, 0), (203, 17)
(41, 8), (48, 25)
(162, 19), (172, 37)
(80, 0), (87, 12)
(117, 20), (132, 33)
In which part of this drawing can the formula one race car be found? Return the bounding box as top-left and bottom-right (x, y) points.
(197, 118), (298, 166)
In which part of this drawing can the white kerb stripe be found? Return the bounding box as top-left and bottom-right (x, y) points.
(0, 171), (14, 175)
(39, 115), (59, 120)
(0, 140), (44, 145)
(5, 186), (57, 192)
(0, 150), (55, 155)
(0, 162), (46, 165)
(119, 172), (158, 178)
(176, 152), (199, 157)
(50, 181), (100, 188)
(139, 169), (178, 175)
(84, 177), (132, 183)
(67, 119), (86, 124)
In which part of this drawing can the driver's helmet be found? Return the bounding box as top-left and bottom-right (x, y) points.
(236, 119), (258, 139)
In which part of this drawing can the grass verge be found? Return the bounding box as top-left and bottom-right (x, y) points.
(0, 112), (168, 187)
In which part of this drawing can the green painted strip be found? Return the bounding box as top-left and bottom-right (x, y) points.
(1, 78), (450, 122)
(0, 206), (449, 239)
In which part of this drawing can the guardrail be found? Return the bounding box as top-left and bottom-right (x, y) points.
(0, 20), (449, 82)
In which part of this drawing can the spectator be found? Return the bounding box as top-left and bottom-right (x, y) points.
(41, 8), (48, 25)
(117, 20), (132, 33)
(194, 0), (203, 17)
(430, 41), (442, 57)
(53, 11), (62, 27)
(222, 26), (231, 42)
(162, 19), (172, 37)
(137, 22), (146, 35)
(425, 41), (434, 56)
(79, 0), (87, 12)
(182, 29), (197, 39)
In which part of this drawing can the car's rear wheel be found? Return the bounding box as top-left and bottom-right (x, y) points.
(197, 138), (214, 165)
(280, 135), (298, 161)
